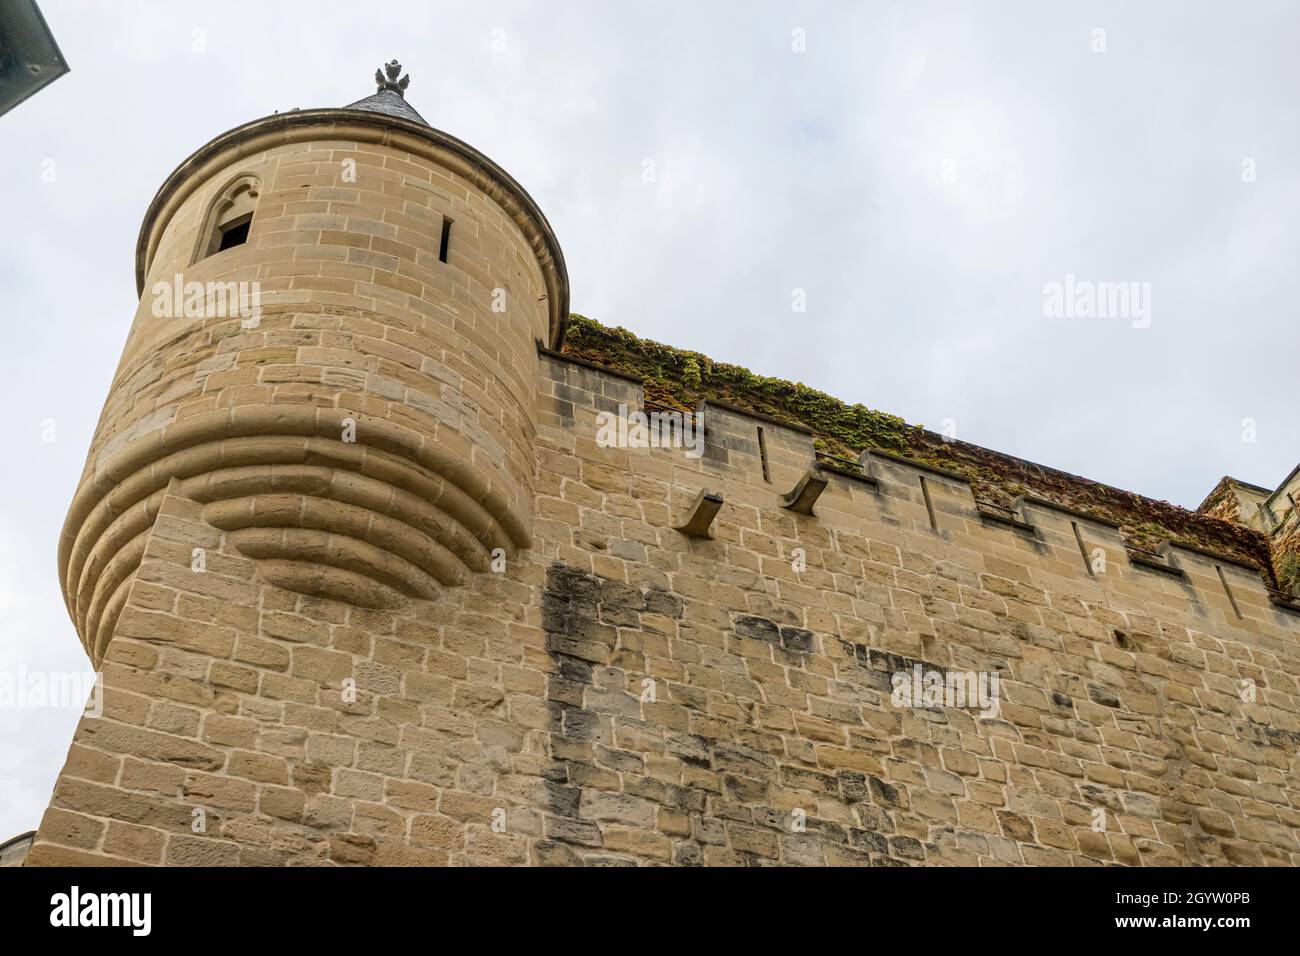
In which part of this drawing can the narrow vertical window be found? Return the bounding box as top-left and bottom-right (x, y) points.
(920, 476), (938, 531)
(438, 216), (453, 263)
(1072, 521), (1094, 576)
(756, 426), (770, 482)
(1216, 565), (1243, 620)
(195, 174), (260, 262)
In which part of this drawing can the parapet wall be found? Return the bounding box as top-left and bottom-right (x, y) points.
(560, 315), (1282, 583)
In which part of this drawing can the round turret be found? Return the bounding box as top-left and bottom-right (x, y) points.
(60, 62), (568, 663)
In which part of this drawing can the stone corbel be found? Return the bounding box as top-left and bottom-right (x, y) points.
(674, 490), (724, 539)
(781, 466), (829, 516)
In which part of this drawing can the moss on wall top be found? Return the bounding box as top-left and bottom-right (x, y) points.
(1273, 521), (1300, 595)
(1196, 477), (1244, 525)
(561, 314), (1279, 585)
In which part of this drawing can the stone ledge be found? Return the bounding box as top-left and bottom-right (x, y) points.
(817, 460), (880, 489)
(1014, 494), (1123, 530)
(865, 448), (970, 484)
(537, 342), (645, 384)
(700, 399), (817, 435)
(1158, 540), (1265, 575)
(1269, 593), (1300, 615)
(977, 508), (1038, 536)
(1127, 551), (1188, 580)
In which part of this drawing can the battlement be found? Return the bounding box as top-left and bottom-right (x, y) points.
(538, 343), (1300, 641)
(559, 316), (1287, 587)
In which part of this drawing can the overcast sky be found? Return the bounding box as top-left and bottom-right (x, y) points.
(1, 0), (1296, 839)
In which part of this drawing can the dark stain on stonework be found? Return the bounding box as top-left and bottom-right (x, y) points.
(541, 563), (693, 861)
(733, 616), (816, 656)
(1086, 684), (1121, 708)
(869, 775), (905, 807)
(734, 615), (779, 642)
(839, 642), (974, 702)
(1254, 721), (1300, 747)
(541, 563), (919, 866)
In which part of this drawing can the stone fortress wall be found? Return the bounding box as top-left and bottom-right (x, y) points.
(22, 73), (1300, 867)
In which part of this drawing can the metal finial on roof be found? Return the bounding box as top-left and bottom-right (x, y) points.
(374, 60), (410, 98)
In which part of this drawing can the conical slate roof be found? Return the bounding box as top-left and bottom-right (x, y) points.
(343, 88), (428, 126)
(343, 60), (428, 126)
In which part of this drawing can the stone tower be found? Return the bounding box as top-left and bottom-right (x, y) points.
(30, 64), (569, 865)
(26, 64), (1298, 868)
(60, 61), (567, 666)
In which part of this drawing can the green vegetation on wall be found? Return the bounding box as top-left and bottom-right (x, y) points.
(561, 314), (1279, 585)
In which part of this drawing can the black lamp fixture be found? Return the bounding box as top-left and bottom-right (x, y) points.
(0, 0), (68, 118)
